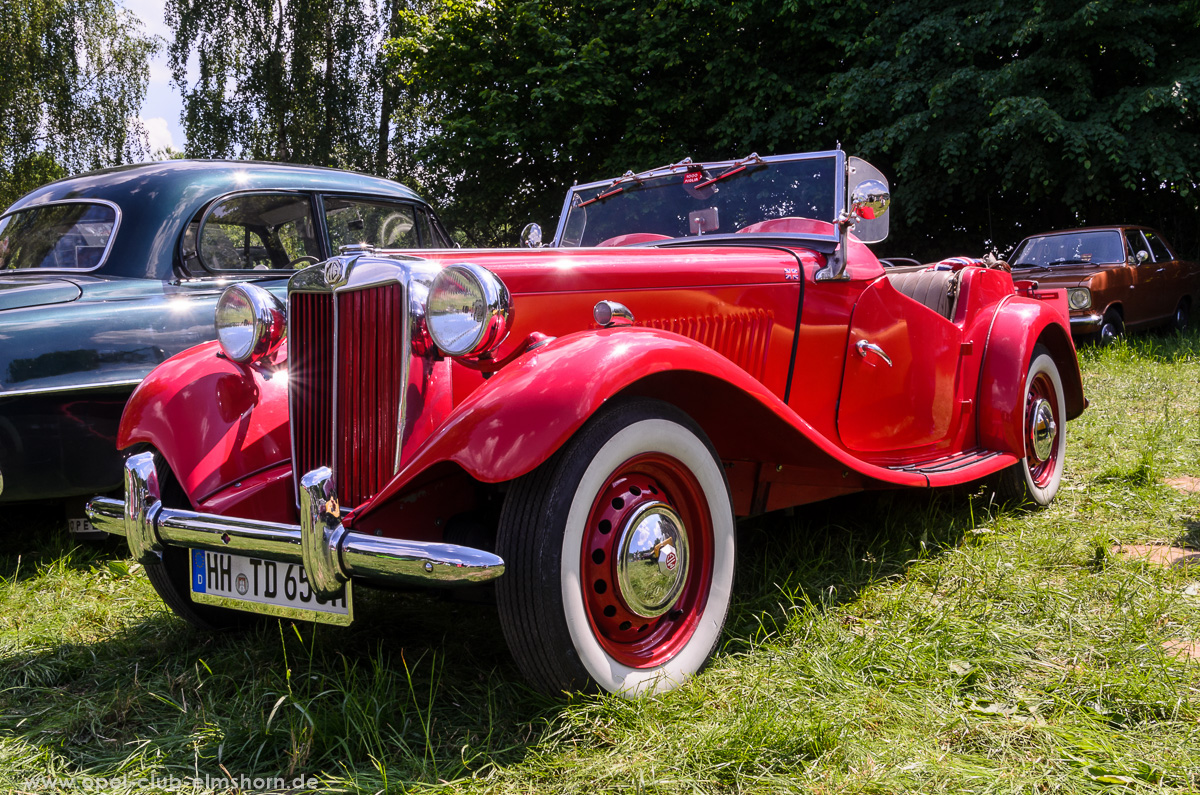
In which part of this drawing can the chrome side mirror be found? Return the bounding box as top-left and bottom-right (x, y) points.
(521, 223), (543, 248)
(851, 180), (891, 222)
(1135, 249), (1149, 264)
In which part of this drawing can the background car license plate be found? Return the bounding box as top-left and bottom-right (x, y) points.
(189, 549), (352, 625)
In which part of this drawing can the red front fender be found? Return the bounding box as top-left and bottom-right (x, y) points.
(977, 296), (1085, 456)
(117, 341), (291, 506)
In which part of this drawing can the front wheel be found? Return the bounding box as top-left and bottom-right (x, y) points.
(1097, 309), (1124, 345)
(142, 452), (265, 631)
(993, 344), (1067, 507)
(496, 399), (735, 696)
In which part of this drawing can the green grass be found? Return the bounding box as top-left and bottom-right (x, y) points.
(2, 331), (1200, 793)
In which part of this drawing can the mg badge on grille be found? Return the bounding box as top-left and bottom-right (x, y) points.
(324, 260), (347, 286)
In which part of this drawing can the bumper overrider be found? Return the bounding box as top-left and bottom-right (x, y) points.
(86, 452), (505, 611)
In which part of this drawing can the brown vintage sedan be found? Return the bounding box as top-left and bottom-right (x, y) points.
(1009, 226), (1200, 343)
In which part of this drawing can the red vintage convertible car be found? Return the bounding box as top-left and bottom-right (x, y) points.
(89, 151), (1084, 696)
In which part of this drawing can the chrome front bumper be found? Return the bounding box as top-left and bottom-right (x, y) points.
(86, 452), (505, 601)
(1070, 313), (1102, 331)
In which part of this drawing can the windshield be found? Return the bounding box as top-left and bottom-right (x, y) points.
(556, 153), (841, 247)
(0, 202), (118, 271)
(1011, 230), (1125, 268)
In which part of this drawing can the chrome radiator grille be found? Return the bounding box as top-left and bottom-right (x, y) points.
(289, 283), (407, 508)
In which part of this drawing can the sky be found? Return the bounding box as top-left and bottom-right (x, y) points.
(125, 0), (186, 155)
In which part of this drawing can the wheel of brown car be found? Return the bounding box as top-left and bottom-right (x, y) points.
(495, 399), (735, 696)
(142, 452), (265, 631)
(1098, 309), (1124, 345)
(1172, 297), (1191, 333)
(995, 344), (1067, 507)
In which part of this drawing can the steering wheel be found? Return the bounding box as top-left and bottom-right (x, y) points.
(289, 255), (320, 269)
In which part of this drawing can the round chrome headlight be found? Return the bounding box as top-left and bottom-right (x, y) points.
(426, 264), (510, 357)
(1067, 287), (1092, 310)
(215, 283), (286, 363)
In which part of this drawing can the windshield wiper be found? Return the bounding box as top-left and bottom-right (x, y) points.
(576, 152), (764, 208)
(1046, 258), (1091, 266)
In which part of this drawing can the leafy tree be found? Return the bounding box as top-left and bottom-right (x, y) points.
(167, 0), (405, 174)
(395, 0), (866, 245)
(828, 0), (1200, 259)
(0, 0), (157, 206)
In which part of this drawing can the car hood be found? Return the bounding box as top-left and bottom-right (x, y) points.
(1010, 264), (1105, 286)
(0, 277), (83, 311)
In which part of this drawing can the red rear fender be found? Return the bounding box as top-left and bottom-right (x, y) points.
(977, 297), (1084, 455)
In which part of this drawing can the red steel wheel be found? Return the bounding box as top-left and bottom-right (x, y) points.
(496, 399), (735, 696)
(579, 453), (715, 668)
(995, 344), (1067, 506)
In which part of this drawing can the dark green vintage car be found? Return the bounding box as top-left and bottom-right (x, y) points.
(0, 160), (451, 530)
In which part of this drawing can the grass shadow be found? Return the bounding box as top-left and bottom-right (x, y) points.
(0, 514), (128, 582)
(723, 483), (987, 652)
(0, 584), (553, 787)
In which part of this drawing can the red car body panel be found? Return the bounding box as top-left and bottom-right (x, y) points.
(117, 243), (1083, 532)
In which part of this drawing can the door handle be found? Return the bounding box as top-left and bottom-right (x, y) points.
(856, 339), (893, 366)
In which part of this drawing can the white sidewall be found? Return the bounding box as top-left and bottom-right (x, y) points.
(1022, 352), (1066, 505)
(559, 418), (735, 697)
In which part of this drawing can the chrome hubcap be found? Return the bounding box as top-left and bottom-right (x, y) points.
(1029, 397), (1057, 461)
(614, 502), (689, 618)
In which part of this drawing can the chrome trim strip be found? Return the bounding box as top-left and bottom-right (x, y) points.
(1070, 314), (1102, 326)
(0, 198), (123, 274)
(0, 378), (142, 399)
(89, 456), (506, 604)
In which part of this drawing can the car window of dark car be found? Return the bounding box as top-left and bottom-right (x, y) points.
(0, 202), (118, 271)
(324, 197), (420, 251)
(429, 211), (452, 246)
(415, 208), (434, 247)
(1141, 230), (1173, 262)
(1012, 230), (1124, 267)
(190, 193), (321, 273)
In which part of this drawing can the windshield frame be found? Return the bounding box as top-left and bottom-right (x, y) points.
(0, 198), (123, 274)
(551, 150), (846, 248)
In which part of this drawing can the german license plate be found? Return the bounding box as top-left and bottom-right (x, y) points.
(189, 549), (352, 625)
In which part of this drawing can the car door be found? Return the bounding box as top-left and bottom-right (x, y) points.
(836, 276), (963, 454)
(1140, 229), (1179, 321)
(1122, 229), (1163, 325)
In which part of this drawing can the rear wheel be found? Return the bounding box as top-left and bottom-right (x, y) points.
(993, 344), (1066, 507)
(1172, 297), (1191, 333)
(142, 453), (265, 630)
(496, 399), (735, 696)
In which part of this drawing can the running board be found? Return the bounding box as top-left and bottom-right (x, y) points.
(883, 448), (1018, 487)
(888, 448), (1003, 474)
